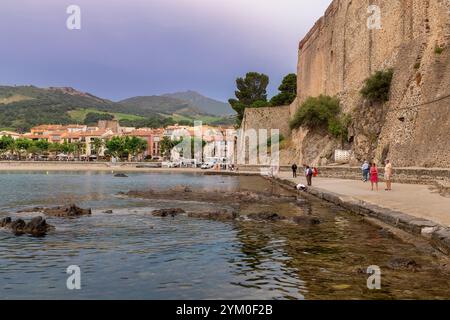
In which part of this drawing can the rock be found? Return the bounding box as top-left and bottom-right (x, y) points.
(0, 217), (12, 228)
(43, 204), (92, 217)
(171, 185), (192, 193)
(188, 210), (238, 221)
(292, 216), (321, 225)
(247, 212), (286, 221)
(10, 219), (26, 235)
(103, 210), (113, 214)
(23, 216), (54, 237)
(17, 207), (44, 213)
(151, 208), (185, 217)
(114, 173), (128, 178)
(387, 257), (421, 271)
(3, 217), (54, 237)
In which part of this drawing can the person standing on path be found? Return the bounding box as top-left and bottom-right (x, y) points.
(384, 160), (393, 191)
(370, 162), (379, 191)
(361, 160), (370, 182)
(305, 165), (313, 186)
(291, 163), (298, 178)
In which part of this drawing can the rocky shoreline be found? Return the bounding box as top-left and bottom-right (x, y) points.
(0, 204), (91, 237)
(0, 187), (323, 237)
(272, 177), (450, 256)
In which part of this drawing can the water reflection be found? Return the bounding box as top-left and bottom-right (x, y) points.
(0, 172), (449, 299)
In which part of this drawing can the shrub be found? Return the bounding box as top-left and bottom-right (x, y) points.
(289, 95), (341, 130)
(414, 62), (421, 69)
(328, 114), (352, 139)
(435, 46), (444, 55)
(360, 69), (394, 103)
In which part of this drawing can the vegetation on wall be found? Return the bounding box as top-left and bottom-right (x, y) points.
(360, 69), (394, 103)
(435, 46), (444, 55)
(289, 95), (351, 141)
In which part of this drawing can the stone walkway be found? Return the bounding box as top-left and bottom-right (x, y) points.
(278, 172), (450, 228)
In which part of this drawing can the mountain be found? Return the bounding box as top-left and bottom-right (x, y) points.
(118, 95), (204, 117)
(163, 91), (234, 116)
(0, 85), (235, 132)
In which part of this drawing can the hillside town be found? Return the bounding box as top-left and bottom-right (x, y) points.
(0, 120), (237, 165)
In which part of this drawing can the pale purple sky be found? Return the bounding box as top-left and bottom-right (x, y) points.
(0, 0), (331, 102)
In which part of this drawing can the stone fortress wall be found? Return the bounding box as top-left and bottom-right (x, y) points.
(241, 0), (450, 168)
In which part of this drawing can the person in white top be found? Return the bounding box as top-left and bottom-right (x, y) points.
(384, 160), (393, 191)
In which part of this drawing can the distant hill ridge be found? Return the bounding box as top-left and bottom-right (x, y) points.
(162, 90), (234, 116)
(0, 85), (235, 131)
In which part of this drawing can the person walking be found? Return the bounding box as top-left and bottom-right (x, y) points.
(370, 162), (379, 191)
(305, 165), (313, 186)
(361, 160), (370, 182)
(291, 163), (298, 178)
(384, 160), (393, 191)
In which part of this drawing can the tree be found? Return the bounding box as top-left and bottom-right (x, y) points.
(15, 138), (32, 160)
(125, 136), (147, 161)
(72, 141), (85, 159)
(91, 138), (104, 156)
(160, 136), (178, 159)
(229, 72), (269, 126)
(270, 73), (297, 106)
(105, 136), (125, 160)
(84, 112), (114, 126)
(250, 100), (271, 108)
(34, 140), (50, 155)
(0, 135), (15, 158)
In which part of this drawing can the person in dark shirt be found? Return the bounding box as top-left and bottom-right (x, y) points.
(291, 163), (298, 178)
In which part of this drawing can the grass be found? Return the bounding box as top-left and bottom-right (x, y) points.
(0, 127), (17, 132)
(166, 113), (225, 125)
(0, 94), (34, 105)
(68, 108), (145, 123)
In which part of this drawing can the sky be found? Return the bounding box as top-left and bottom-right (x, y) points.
(0, 0), (331, 102)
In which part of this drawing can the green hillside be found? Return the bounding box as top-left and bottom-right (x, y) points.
(0, 85), (235, 132)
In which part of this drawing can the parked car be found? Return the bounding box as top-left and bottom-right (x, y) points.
(201, 162), (215, 169)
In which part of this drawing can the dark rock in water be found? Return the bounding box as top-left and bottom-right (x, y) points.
(171, 185), (192, 193)
(23, 216), (54, 237)
(43, 204), (92, 217)
(247, 212), (286, 221)
(10, 219), (26, 235)
(151, 208), (185, 217)
(4, 217), (54, 237)
(292, 216), (321, 225)
(114, 173), (128, 178)
(103, 210), (113, 214)
(387, 257), (421, 271)
(17, 207), (44, 213)
(188, 210), (238, 221)
(0, 217), (12, 228)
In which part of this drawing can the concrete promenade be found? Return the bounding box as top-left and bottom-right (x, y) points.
(278, 173), (450, 227)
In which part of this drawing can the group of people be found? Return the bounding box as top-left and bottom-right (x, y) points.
(361, 159), (393, 192)
(290, 159), (394, 193)
(291, 163), (317, 187)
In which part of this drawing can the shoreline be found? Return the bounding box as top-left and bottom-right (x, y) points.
(270, 176), (450, 256)
(1, 161), (449, 255)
